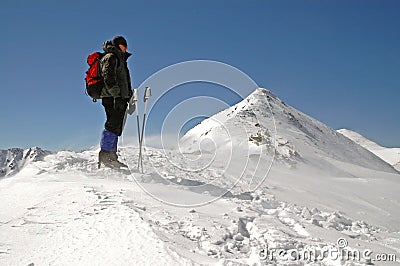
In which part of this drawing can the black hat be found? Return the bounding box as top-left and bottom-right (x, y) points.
(112, 36), (128, 47)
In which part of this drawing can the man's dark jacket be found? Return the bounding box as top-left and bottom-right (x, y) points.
(100, 41), (132, 99)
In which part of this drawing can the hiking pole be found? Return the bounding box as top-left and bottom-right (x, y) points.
(130, 88), (142, 172)
(138, 86), (151, 173)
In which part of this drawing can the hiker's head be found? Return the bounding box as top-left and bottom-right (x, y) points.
(112, 36), (128, 52)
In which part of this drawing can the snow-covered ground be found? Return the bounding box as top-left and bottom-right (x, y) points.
(1, 88), (399, 265)
(1, 147), (399, 265)
(338, 129), (400, 172)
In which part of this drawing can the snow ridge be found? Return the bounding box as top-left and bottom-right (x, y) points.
(338, 129), (400, 171)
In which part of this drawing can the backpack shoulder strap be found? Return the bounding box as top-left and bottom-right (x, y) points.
(102, 52), (120, 69)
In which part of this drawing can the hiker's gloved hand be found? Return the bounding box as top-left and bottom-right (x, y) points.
(127, 99), (136, 115)
(108, 86), (121, 98)
(113, 97), (128, 110)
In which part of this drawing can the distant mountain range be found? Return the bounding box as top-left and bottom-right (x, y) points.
(0, 147), (51, 177)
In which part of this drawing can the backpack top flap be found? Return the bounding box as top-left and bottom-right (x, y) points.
(85, 52), (103, 86)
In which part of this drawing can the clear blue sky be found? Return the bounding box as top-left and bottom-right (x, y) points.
(0, 0), (399, 150)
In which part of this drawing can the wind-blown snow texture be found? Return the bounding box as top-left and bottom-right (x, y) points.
(1, 88), (399, 265)
(338, 129), (400, 172)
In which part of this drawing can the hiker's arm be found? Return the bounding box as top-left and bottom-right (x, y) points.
(101, 54), (120, 97)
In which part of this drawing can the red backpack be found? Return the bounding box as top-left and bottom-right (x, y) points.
(85, 52), (104, 102)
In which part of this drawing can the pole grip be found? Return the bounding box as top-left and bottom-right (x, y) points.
(144, 87), (151, 102)
(132, 88), (138, 101)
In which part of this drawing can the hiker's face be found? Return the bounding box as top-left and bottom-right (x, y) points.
(119, 44), (128, 53)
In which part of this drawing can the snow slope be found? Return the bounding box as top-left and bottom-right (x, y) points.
(338, 129), (400, 171)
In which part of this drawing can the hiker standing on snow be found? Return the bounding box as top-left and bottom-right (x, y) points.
(98, 36), (132, 168)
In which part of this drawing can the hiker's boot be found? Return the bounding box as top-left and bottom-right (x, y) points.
(109, 152), (128, 168)
(98, 150), (113, 169)
(99, 150), (128, 169)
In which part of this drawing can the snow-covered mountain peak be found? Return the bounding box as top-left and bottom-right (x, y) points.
(247, 87), (279, 103)
(180, 88), (397, 175)
(244, 87), (270, 102)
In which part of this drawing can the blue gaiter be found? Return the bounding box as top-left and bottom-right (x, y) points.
(100, 129), (118, 152)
